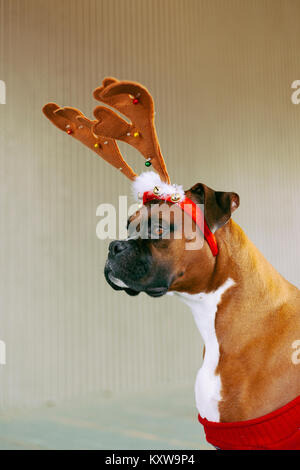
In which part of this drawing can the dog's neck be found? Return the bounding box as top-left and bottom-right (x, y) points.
(174, 219), (300, 422)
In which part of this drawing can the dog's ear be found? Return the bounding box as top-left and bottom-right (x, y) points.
(186, 183), (239, 233)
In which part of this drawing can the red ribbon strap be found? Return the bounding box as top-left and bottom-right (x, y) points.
(142, 191), (218, 256)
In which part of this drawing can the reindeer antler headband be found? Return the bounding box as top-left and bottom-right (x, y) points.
(42, 77), (218, 256)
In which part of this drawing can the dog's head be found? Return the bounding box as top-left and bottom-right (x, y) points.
(105, 183), (239, 297)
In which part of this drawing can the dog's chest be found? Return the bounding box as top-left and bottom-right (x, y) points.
(176, 278), (235, 422)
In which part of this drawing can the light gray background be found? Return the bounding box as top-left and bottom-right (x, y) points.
(0, 0), (299, 449)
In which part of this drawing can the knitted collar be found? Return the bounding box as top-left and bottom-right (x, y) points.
(198, 395), (300, 450)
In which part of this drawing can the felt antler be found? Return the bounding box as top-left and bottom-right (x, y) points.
(93, 78), (170, 184)
(42, 103), (137, 181)
(42, 78), (170, 184)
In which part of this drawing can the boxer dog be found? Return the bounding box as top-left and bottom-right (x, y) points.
(43, 77), (300, 449)
(105, 179), (300, 448)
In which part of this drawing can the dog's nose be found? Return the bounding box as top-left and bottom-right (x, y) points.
(109, 240), (128, 257)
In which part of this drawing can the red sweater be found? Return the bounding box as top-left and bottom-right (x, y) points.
(198, 395), (300, 450)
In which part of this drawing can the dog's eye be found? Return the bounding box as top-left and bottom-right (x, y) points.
(150, 224), (167, 239)
(153, 226), (164, 236)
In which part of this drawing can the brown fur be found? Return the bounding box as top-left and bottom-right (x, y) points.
(168, 217), (300, 422)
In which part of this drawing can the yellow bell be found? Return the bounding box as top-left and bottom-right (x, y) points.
(171, 193), (181, 202)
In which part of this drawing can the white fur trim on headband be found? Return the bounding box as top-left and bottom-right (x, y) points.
(132, 171), (185, 201)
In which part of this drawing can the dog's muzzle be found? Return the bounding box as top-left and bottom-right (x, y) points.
(104, 239), (170, 297)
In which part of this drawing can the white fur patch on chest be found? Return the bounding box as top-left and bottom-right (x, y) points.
(176, 278), (235, 422)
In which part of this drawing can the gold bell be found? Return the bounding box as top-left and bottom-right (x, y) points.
(153, 186), (161, 195)
(171, 193), (181, 202)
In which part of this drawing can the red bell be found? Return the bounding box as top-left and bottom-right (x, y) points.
(132, 98), (139, 105)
